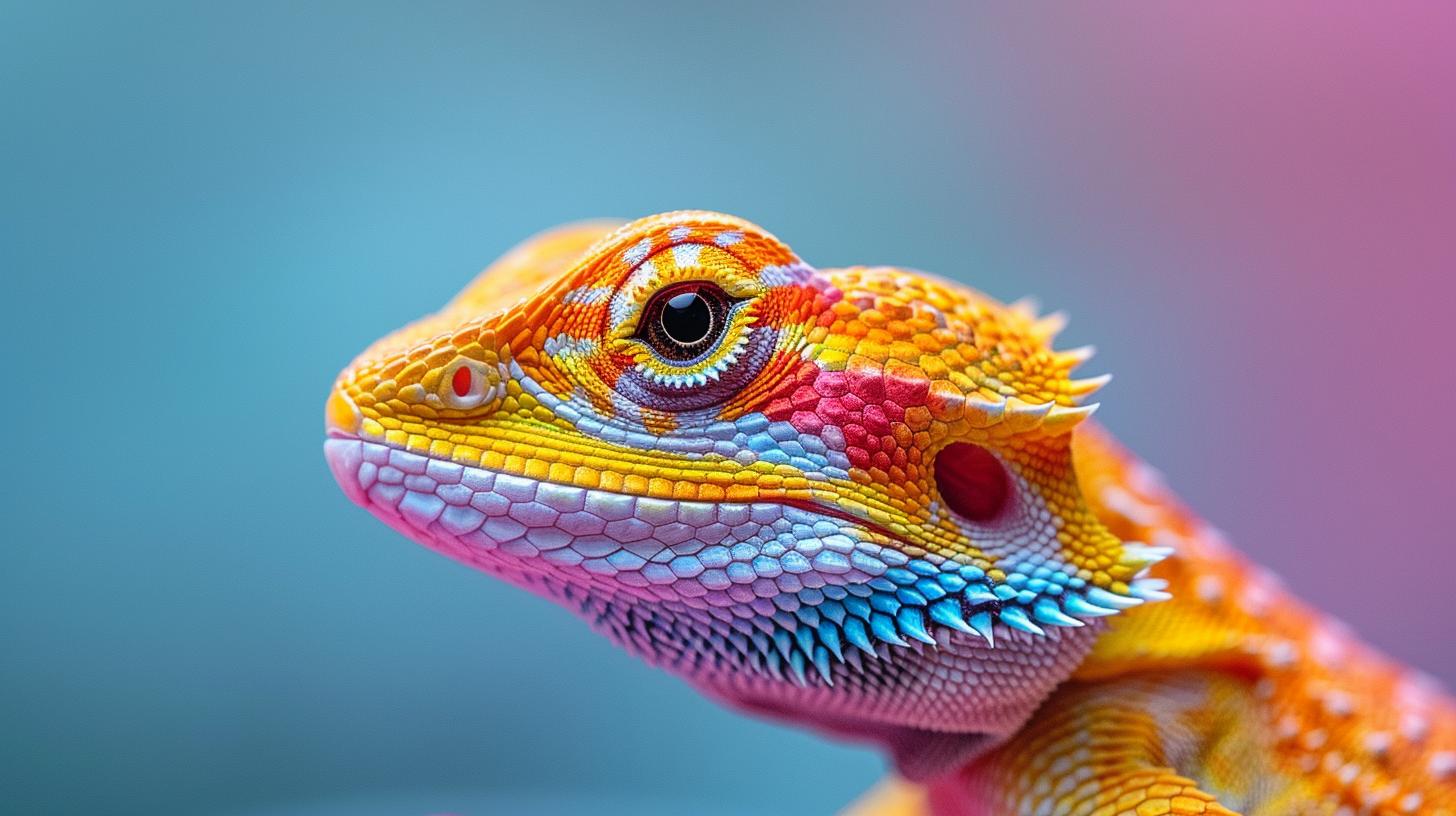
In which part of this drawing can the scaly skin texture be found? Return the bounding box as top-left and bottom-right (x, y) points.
(324, 212), (1456, 815)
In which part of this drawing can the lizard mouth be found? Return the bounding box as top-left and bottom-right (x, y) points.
(324, 436), (908, 587)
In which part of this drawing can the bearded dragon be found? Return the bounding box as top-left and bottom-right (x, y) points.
(324, 211), (1456, 815)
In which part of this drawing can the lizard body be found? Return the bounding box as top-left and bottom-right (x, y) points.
(324, 212), (1455, 815)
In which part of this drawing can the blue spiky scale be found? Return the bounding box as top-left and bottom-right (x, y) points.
(773, 630), (796, 662)
(817, 621), (844, 661)
(1032, 597), (1084, 627)
(885, 567), (918, 585)
(998, 605), (1046, 636)
(842, 617), (877, 656)
(928, 599), (976, 635)
(938, 573), (968, 592)
(896, 587), (929, 607)
(870, 613), (909, 646)
(964, 583), (999, 605)
(764, 649), (784, 681)
(967, 611), (996, 647)
(788, 649), (809, 686)
(993, 584), (1018, 601)
(896, 607), (937, 645)
(747, 650), (764, 673)
(811, 646), (834, 685)
(915, 578), (948, 601)
(1085, 586), (1142, 610)
(870, 593), (901, 614)
(795, 625), (818, 656)
(1062, 593), (1119, 617)
(907, 560), (939, 577)
(819, 599), (847, 624)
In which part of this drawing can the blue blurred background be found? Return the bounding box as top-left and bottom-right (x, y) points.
(4, 3), (1454, 814)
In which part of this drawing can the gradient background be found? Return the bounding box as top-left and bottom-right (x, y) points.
(4, 3), (1454, 814)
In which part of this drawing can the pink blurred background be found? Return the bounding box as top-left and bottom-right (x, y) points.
(929, 5), (1456, 679)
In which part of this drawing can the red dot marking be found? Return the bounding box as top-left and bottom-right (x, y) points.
(452, 365), (473, 398)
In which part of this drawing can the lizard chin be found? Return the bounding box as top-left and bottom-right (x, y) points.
(325, 436), (1106, 782)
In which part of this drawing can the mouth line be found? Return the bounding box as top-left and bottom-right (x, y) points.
(326, 433), (904, 544)
(432, 413), (496, 426)
(778, 498), (900, 543)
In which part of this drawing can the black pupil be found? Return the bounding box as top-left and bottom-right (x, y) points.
(660, 291), (712, 345)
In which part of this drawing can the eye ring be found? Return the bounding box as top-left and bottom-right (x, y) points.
(636, 281), (744, 363)
(440, 358), (499, 410)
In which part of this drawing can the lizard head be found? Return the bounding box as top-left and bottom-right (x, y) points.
(324, 211), (1166, 779)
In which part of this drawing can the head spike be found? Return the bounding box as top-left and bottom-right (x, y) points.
(1003, 397), (1055, 432)
(1085, 586), (1143, 610)
(1040, 403), (1098, 436)
(963, 394), (1007, 428)
(1008, 296), (1041, 318)
(1031, 311), (1069, 341)
(1121, 542), (1176, 572)
(1129, 577), (1173, 602)
(1066, 372), (1112, 400)
(1055, 345), (1097, 369)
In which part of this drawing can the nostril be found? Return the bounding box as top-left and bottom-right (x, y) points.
(452, 365), (474, 397)
(933, 443), (1010, 523)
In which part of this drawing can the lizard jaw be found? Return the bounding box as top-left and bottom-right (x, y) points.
(324, 437), (1110, 758)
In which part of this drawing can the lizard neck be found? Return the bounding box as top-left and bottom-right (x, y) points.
(530, 570), (1106, 780)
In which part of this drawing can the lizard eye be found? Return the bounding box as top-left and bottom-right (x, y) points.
(637, 282), (743, 362)
(616, 278), (766, 408)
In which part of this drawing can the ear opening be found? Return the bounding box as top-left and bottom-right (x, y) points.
(934, 443), (1011, 524)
